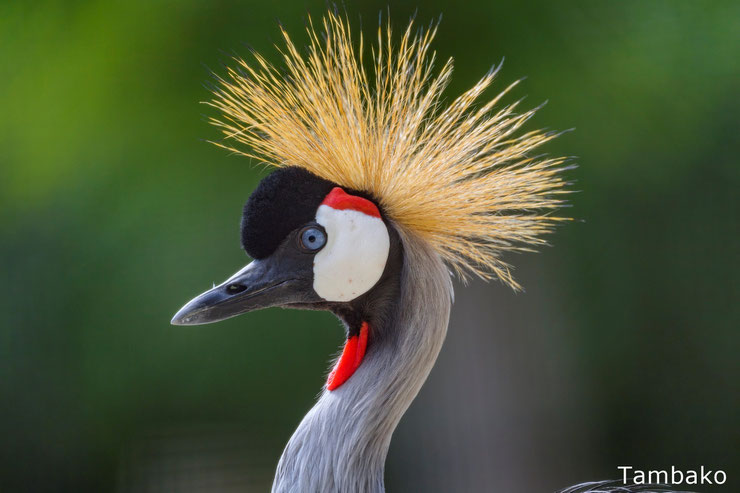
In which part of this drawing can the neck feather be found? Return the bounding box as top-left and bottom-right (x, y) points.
(272, 228), (453, 493)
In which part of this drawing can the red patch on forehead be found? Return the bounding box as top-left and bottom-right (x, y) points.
(320, 187), (381, 218)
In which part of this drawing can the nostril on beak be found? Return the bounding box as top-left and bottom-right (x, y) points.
(226, 283), (248, 294)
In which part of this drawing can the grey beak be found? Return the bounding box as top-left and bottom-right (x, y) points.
(171, 257), (310, 325)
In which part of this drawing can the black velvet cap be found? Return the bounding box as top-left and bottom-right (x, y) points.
(241, 167), (336, 259)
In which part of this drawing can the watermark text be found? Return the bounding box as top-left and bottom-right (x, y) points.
(618, 465), (726, 486)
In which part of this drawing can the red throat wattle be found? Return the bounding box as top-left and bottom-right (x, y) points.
(326, 322), (369, 391)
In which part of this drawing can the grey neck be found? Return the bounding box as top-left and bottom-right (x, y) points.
(272, 228), (453, 493)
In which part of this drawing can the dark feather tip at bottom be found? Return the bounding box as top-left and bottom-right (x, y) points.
(556, 479), (698, 493)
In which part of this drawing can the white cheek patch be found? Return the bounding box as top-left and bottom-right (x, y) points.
(313, 205), (390, 302)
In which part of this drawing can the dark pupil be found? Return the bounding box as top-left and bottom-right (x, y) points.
(302, 227), (325, 251)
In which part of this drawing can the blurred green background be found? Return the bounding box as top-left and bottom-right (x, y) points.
(1, 1), (738, 492)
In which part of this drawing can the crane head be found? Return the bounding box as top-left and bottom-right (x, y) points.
(171, 167), (392, 326)
(172, 10), (573, 391)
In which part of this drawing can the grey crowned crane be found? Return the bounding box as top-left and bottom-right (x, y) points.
(172, 12), (685, 493)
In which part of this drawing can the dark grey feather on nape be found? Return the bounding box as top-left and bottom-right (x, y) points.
(556, 479), (697, 493)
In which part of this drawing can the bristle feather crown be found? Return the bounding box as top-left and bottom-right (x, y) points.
(209, 12), (572, 289)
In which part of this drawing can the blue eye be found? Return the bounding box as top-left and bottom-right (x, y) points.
(299, 226), (327, 252)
